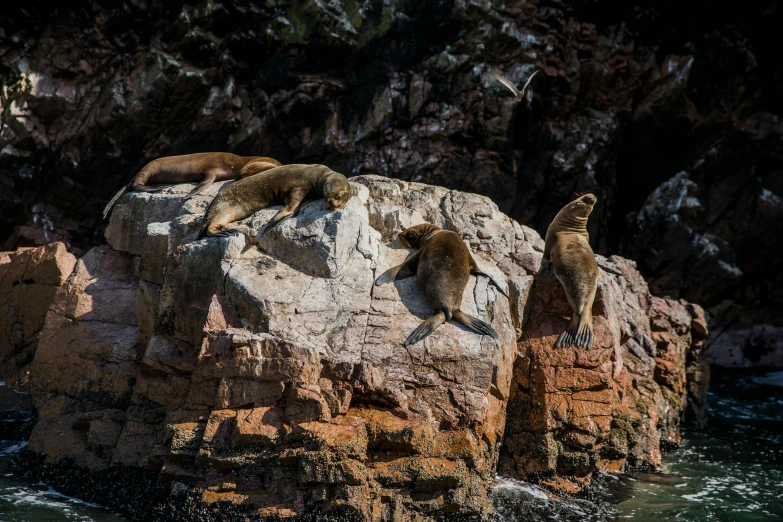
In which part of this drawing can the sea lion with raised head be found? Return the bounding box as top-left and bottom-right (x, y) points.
(544, 193), (600, 349)
(375, 223), (504, 346)
(196, 163), (352, 239)
(103, 152), (282, 219)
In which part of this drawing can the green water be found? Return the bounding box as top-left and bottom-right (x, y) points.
(614, 369), (783, 521)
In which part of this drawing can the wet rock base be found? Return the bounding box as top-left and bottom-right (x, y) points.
(11, 449), (370, 522)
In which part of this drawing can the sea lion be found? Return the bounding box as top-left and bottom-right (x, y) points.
(544, 193), (600, 349)
(102, 152), (282, 219)
(196, 163), (352, 239)
(489, 69), (540, 102)
(375, 223), (503, 346)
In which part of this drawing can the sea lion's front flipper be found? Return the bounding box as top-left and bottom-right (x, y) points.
(184, 170), (220, 200)
(131, 184), (164, 193)
(374, 251), (420, 286)
(597, 260), (623, 276)
(404, 311), (446, 346)
(259, 189), (306, 236)
(470, 255), (509, 297)
(259, 207), (297, 236)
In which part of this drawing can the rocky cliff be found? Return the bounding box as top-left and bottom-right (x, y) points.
(0, 0), (779, 368)
(0, 176), (707, 520)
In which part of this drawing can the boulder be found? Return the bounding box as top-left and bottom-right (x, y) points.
(1, 176), (708, 520)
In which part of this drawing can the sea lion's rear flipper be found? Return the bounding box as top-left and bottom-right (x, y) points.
(574, 308), (594, 349)
(374, 251), (420, 286)
(239, 161), (278, 179)
(404, 311), (446, 346)
(555, 309), (594, 349)
(453, 310), (499, 339)
(184, 170), (219, 200)
(103, 182), (132, 220)
(555, 315), (580, 348)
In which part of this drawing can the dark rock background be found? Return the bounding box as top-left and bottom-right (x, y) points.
(1, 0), (782, 364)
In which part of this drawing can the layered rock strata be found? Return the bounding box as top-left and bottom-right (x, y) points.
(0, 176), (707, 519)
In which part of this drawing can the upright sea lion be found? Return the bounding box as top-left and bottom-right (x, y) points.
(196, 164), (352, 239)
(375, 223), (502, 346)
(102, 153), (282, 219)
(544, 193), (600, 349)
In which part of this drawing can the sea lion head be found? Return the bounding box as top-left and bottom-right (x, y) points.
(325, 176), (352, 210)
(398, 223), (440, 248)
(564, 193), (597, 219)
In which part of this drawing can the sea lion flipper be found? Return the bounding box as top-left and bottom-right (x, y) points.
(453, 310), (498, 339)
(470, 255), (510, 297)
(259, 190), (306, 236)
(103, 182), (132, 220)
(374, 251), (420, 286)
(259, 207), (297, 236)
(239, 161), (278, 179)
(597, 260), (623, 276)
(404, 311), (446, 346)
(184, 170), (220, 200)
(574, 308), (594, 349)
(131, 184), (164, 193)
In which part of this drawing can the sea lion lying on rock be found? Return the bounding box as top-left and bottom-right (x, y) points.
(376, 223), (505, 346)
(544, 193), (600, 349)
(103, 152), (282, 218)
(196, 163), (352, 238)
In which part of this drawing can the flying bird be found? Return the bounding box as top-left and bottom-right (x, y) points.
(489, 69), (540, 102)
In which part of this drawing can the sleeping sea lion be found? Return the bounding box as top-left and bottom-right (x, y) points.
(196, 163), (351, 239)
(103, 152), (281, 219)
(544, 193), (600, 349)
(375, 223), (503, 346)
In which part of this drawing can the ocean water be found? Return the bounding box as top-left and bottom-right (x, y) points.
(492, 369), (783, 521)
(612, 369), (783, 521)
(0, 369), (781, 521)
(0, 442), (124, 522)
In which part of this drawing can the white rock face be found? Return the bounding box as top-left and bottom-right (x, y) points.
(87, 174), (525, 518)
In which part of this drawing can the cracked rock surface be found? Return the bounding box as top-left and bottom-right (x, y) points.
(1, 176), (707, 519)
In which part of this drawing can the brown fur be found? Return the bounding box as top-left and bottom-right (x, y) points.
(196, 163), (352, 238)
(103, 152), (281, 219)
(375, 224), (499, 346)
(544, 193), (600, 349)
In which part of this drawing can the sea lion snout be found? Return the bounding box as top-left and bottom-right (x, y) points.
(325, 181), (352, 210)
(581, 193), (597, 205)
(327, 190), (350, 210)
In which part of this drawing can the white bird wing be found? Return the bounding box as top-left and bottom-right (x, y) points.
(489, 73), (520, 96)
(518, 69), (540, 95)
